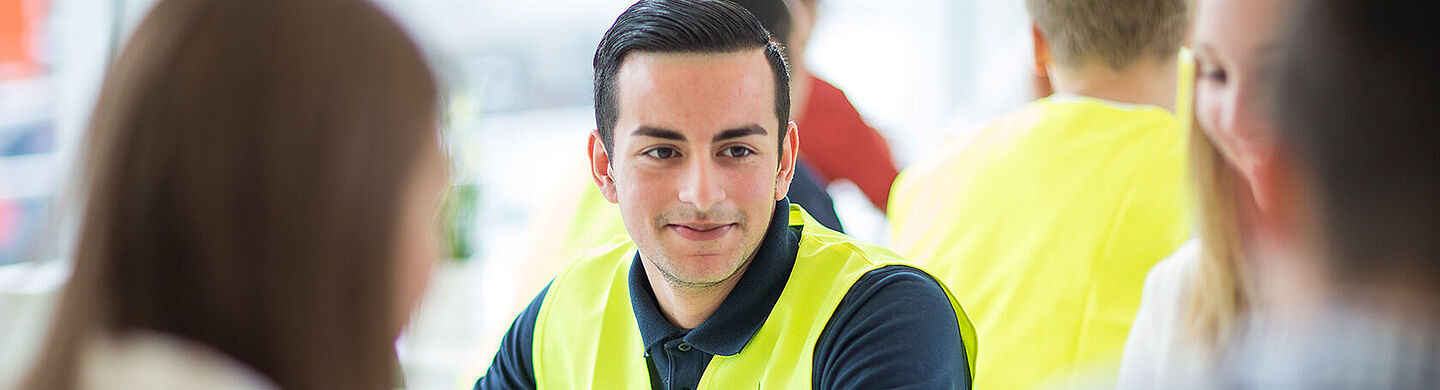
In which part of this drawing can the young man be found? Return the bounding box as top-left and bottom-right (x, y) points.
(888, 0), (1190, 388)
(505, 0), (842, 316)
(474, 1), (975, 389)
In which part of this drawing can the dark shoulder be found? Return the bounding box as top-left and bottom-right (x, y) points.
(847, 265), (949, 304)
(812, 265), (969, 389)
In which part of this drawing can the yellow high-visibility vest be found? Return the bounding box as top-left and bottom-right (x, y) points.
(889, 95), (1191, 390)
(533, 204), (978, 389)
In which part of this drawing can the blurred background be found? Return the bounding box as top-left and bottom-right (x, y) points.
(0, 0), (1040, 388)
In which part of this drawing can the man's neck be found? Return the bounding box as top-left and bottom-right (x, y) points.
(1048, 56), (1178, 113)
(642, 253), (757, 330)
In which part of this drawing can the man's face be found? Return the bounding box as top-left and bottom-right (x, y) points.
(590, 49), (797, 290)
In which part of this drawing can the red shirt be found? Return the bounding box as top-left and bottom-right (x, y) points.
(795, 76), (898, 211)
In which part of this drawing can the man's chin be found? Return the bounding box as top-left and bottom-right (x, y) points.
(659, 260), (745, 288)
(666, 277), (731, 290)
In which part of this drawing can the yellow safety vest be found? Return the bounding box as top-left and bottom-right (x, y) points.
(533, 204), (978, 389)
(889, 96), (1190, 389)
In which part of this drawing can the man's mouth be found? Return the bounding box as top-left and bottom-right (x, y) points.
(667, 222), (737, 241)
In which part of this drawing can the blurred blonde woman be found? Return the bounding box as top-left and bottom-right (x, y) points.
(1116, 0), (1300, 387)
(16, 0), (447, 388)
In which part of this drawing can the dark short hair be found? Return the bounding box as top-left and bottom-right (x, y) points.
(726, 0), (793, 46)
(593, 0), (791, 155)
(1273, 0), (1440, 283)
(1026, 0), (1188, 70)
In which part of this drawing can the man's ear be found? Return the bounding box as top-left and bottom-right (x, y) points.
(774, 121), (800, 201)
(1031, 23), (1055, 98)
(589, 130), (619, 204)
(1031, 24), (1051, 76)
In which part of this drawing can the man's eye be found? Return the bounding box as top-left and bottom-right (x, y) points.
(721, 146), (754, 158)
(644, 147), (679, 159)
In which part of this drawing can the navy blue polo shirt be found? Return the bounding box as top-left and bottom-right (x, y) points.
(475, 199), (969, 389)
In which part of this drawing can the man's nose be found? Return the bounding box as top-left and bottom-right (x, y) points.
(677, 157), (726, 213)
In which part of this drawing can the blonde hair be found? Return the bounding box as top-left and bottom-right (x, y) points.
(1182, 109), (1251, 355)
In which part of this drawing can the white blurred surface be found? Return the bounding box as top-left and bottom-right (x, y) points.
(0, 261), (65, 389)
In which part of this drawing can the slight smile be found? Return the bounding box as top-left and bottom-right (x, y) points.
(667, 223), (737, 241)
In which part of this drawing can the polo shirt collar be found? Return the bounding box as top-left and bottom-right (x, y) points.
(629, 198), (800, 357)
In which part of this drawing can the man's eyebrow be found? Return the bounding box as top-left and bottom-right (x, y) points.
(713, 124), (767, 143)
(632, 126), (686, 141)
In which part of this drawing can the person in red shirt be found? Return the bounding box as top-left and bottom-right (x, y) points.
(794, 75), (897, 211)
(736, 0), (899, 214)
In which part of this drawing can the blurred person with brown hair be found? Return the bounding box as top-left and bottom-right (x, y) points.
(1213, 0), (1440, 387)
(887, 0), (1191, 388)
(1116, 0), (1298, 387)
(15, 0), (448, 388)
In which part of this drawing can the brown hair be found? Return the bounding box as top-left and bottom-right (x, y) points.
(19, 0), (439, 388)
(1274, 0), (1440, 288)
(1026, 0), (1189, 70)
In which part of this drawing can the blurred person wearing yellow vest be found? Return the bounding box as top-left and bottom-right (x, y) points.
(888, 0), (1191, 388)
(475, 1), (976, 389)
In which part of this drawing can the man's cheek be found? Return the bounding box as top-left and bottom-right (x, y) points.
(738, 172), (778, 198)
